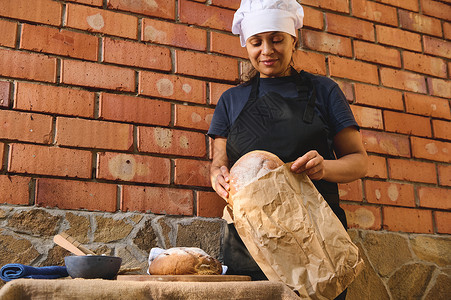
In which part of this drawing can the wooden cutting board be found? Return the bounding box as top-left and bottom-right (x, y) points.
(116, 275), (251, 282)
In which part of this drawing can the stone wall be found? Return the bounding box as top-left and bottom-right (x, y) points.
(1, 205), (450, 299)
(347, 229), (451, 300)
(0, 206), (224, 288)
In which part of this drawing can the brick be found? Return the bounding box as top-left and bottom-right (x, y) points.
(405, 93), (451, 120)
(404, 51), (447, 78)
(338, 180), (363, 202)
(383, 206), (433, 233)
(398, 9), (442, 37)
(433, 120), (451, 140)
(211, 0), (240, 10)
(174, 158), (210, 187)
(303, 6), (324, 30)
(210, 32), (248, 59)
(15, 82), (95, 118)
(335, 80), (354, 102)
(175, 50), (239, 82)
(121, 185), (193, 215)
(0, 19), (17, 48)
(210, 82), (234, 106)
(20, 24), (98, 61)
(384, 111), (431, 137)
(427, 77), (451, 99)
(354, 40), (401, 68)
(329, 56), (379, 84)
(361, 130), (410, 157)
(0, 81), (11, 108)
(0, 143), (3, 168)
(411, 136), (451, 163)
(142, 18), (207, 51)
(351, 106), (383, 130)
(438, 164), (451, 186)
(174, 105), (215, 131)
(107, 0), (175, 20)
(0, 175), (30, 205)
(61, 60), (135, 92)
(0, 48), (57, 83)
(352, 0), (398, 26)
(99, 93), (171, 126)
(354, 83), (404, 110)
(139, 72), (206, 104)
(341, 204), (381, 230)
(365, 180), (415, 207)
(67, 0), (103, 6)
(96, 152), (170, 184)
(435, 211), (451, 234)
(0, 110), (53, 144)
(293, 51), (327, 76)
(8, 143), (92, 178)
(376, 25), (422, 52)
(444, 22), (451, 40)
(36, 178), (117, 212)
(418, 186), (451, 210)
(179, 0), (233, 31)
(420, 0), (451, 21)
(103, 38), (171, 71)
(138, 126), (206, 157)
(56, 117), (133, 151)
(367, 155), (388, 179)
(301, 0), (349, 13)
(0, 0), (62, 26)
(372, 0), (419, 12)
(66, 3), (138, 39)
(301, 30), (352, 57)
(380, 68), (427, 93)
(388, 158), (437, 184)
(423, 36), (451, 59)
(326, 13), (374, 41)
(196, 191), (226, 218)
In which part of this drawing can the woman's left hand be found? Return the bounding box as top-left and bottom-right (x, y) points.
(290, 150), (325, 180)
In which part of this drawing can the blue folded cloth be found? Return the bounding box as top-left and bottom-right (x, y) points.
(0, 264), (69, 282)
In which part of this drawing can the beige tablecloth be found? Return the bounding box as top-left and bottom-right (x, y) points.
(0, 278), (300, 299)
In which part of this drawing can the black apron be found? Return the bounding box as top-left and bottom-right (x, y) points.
(223, 69), (348, 284)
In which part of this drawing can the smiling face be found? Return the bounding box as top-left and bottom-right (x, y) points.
(245, 31), (296, 78)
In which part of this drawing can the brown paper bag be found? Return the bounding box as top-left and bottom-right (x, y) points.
(232, 163), (364, 299)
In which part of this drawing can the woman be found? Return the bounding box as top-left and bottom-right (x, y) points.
(208, 1), (368, 298)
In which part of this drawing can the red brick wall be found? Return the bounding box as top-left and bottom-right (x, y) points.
(0, 0), (449, 235)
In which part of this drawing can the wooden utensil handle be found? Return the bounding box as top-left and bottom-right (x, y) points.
(60, 232), (96, 255)
(54, 232), (96, 255)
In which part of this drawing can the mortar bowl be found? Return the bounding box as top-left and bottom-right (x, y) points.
(64, 255), (122, 280)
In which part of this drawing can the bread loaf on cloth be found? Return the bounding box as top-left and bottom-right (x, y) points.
(229, 150), (364, 299)
(148, 247), (222, 275)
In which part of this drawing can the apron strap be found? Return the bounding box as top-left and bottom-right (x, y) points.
(248, 73), (260, 102)
(297, 70), (317, 124)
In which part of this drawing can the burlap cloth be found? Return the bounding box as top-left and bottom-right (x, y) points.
(0, 278), (300, 299)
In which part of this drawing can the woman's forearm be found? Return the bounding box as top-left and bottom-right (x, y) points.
(322, 151), (368, 183)
(210, 137), (230, 197)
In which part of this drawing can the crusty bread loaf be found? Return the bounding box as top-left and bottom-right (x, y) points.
(229, 150), (284, 199)
(148, 247), (222, 275)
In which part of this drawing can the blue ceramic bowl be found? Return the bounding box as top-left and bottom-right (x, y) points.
(64, 255), (122, 280)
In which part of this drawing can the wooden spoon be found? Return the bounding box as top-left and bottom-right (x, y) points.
(54, 232), (141, 274)
(53, 232), (96, 256)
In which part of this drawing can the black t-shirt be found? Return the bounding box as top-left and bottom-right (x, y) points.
(208, 72), (358, 142)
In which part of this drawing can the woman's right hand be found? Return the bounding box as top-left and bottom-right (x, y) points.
(214, 166), (230, 200)
(209, 137), (230, 202)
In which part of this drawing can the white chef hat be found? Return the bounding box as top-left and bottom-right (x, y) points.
(232, 0), (304, 47)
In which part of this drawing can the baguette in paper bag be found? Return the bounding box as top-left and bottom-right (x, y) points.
(230, 150), (364, 299)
